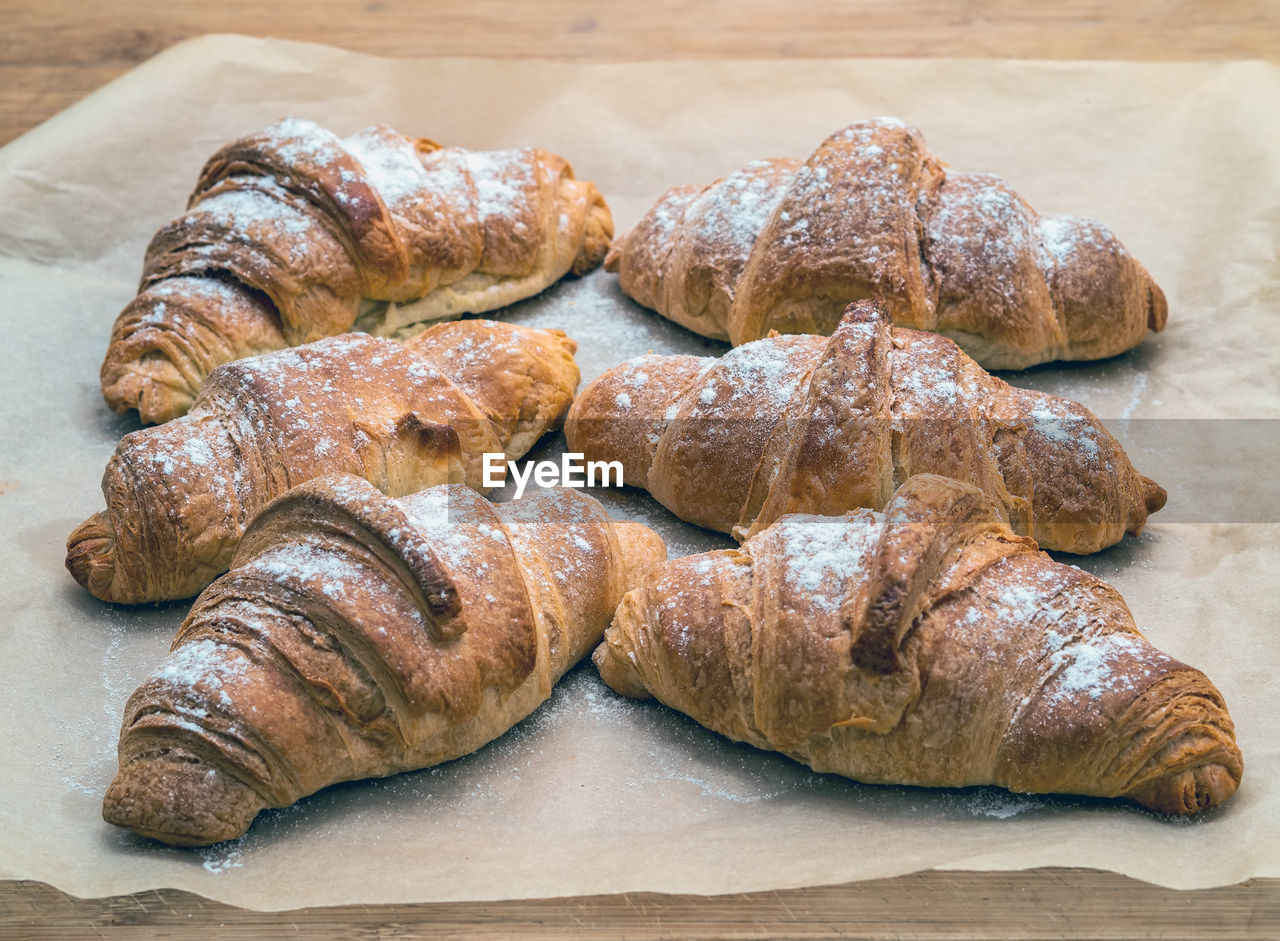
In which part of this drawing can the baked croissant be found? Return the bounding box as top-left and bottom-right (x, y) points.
(68, 319), (579, 604)
(102, 117), (613, 425)
(565, 301), (1165, 554)
(608, 117), (1166, 368)
(596, 475), (1241, 816)
(103, 475), (666, 846)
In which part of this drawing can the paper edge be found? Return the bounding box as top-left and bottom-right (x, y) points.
(13, 862), (1277, 914)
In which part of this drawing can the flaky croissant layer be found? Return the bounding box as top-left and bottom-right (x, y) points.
(103, 476), (666, 846)
(596, 475), (1241, 815)
(566, 300), (1164, 555)
(609, 117), (1165, 368)
(69, 319), (580, 604)
(102, 117), (612, 424)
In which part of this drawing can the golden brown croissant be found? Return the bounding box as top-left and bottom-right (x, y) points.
(102, 117), (613, 424)
(608, 117), (1166, 368)
(565, 301), (1165, 555)
(68, 319), (579, 604)
(103, 475), (666, 846)
(596, 475), (1241, 816)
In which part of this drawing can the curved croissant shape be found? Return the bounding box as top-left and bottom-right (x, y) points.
(102, 117), (613, 424)
(69, 319), (579, 604)
(608, 117), (1166, 368)
(565, 301), (1165, 554)
(596, 475), (1241, 816)
(103, 476), (667, 846)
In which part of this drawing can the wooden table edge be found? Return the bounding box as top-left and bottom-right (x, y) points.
(2, 867), (1277, 938)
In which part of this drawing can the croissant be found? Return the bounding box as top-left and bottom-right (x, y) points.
(68, 319), (579, 604)
(608, 117), (1166, 368)
(102, 117), (613, 424)
(565, 301), (1165, 555)
(596, 474), (1241, 816)
(102, 475), (666, 846)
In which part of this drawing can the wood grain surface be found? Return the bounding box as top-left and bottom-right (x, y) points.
(2, 1), (1278, 937)
(3, 869), (1278, 940)
(2, 0), (1280, 145)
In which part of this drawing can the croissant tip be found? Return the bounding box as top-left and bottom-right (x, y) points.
(104, 757), (263, 847)
(1147, 281), (1169, 333)
(593, 610), (653, 701)
(570, 199), (614, 277)
(65, 512), (120, 601)
(1125, 760), (1242, 816)
(101, 367), (195, 427)
(1141, 476), (1168, 515)
(99, 370), (143, 419)
(603, 239), (622, 273)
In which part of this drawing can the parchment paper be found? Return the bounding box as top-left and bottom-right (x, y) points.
(0, 35), (1277, 910)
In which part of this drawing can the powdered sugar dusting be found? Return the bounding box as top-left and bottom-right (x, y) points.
(966, 557), (1162, 717)
(1045, 631), (1148, 703)
(770, 512), (879, 612)
(466, 149), (534, 231)
(687, 159), (795, 263)
(640, 188), (691, 249)
(885, 334), (994, 439)
(891, 342), (981, 410)
(702, 338), (807, 410)
(190, 177), (317, 263)
(262, 116), (346, 169)
(147, 277), (242, 304)
(1028, 396), (1102, 462)
(399, 486), (505, 576)
(1038, 215), (1126, 266)
(344, 129), (431, 207)
(926, 174), (1038, 307)
(199, 843), (246, 873)
(151, 638), (251, 709)
(955, 788), (1043, 819)
(981, 561), (1088, 641)
(255, 540), (370, 602)
(115, 416), (237, 518)
(760, 118), (920, 263)
(500, 489), (603, 591)
(138, 300), (166, 325)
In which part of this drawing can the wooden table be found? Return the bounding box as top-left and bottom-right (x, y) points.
(4, 0), (1279, 147)
(2, 2), (1277, 936)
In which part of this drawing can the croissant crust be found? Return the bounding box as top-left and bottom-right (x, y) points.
(608, 117), (1165, 368)
(102, 118), (612, 424)
(103, 476), (667, 846)
(566, 300), (1164, 554)
(70, 319), (580, 603)
(596, 475), (1241, 815)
